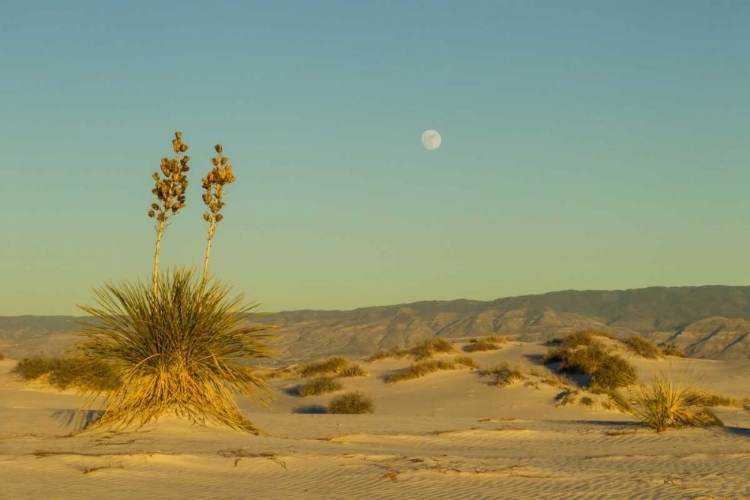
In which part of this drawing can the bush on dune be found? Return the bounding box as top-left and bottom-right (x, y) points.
(463, 337), (505, 353)
(297, 357), (350, 378)
(624, 336), (661, 359)
(386, 359), (462, 383)
(480, 362), (525, 387)
(328, 391), (375, 414)
(12, 356), (121, 392)
(297, 377), (344, 397)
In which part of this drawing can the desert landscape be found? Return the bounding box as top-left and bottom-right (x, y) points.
(2, 331), (749, 499)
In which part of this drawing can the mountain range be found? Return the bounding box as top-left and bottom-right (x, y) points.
(2, 285), (750, 362)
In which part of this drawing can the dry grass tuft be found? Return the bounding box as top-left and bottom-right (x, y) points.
(367, 347), (409, 362)
(685, 391), (743, 408)
(12, 356), (121, 392)
(630, 371), (724, 432)
(409, 338), (456, 360)
(624, 336), (661, 359)
(527, 366), (577, 389)
(660, 343), (687, 358)
(463, 338), (505, 353)
(480, 362), (525, 387)
(337, 363), (368, 378)
(298, 377), (344, 397)
(328, 391), (375, 414)
(453, 356), (479, 369)
(385, 360), (461, 383)
(589, 355), (638, 393)
(297, 357), (350, 378)
(542, 340), (637, 392)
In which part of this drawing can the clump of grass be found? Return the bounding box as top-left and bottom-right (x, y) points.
(386, 360), (460, 383)
(12, 356), (121, 392)
(409, 338), (456, 360)
(74, 133), (276, 434)
(480, 362), (525, 387)
(660, 343), (687, 358)
(605, 390), (633, 412)
(463, 338), (504, 353)
(624, 336), (661, 359)
(630, 371), (724, 432)
(337, 364), (368, 378)
(328, 391), (375, 414)
(297, 357), (350, 378)
(527, 366), (577, 388)
(589, 355), (638, 393)
(266, 366), (299, 379)
(559, 342), (611, 374)
(367, 347), (409, 362)
(298, 377), (344, 397)
(555, 388), (580, 407)
(453, 356), (479, 369)
(685, 391), (743, 408)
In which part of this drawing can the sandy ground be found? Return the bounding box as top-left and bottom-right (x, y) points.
(1, 341), (750, 500)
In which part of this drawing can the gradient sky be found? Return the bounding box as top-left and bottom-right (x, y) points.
(1, 1), (748, 316)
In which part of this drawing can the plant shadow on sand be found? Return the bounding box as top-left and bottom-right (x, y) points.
(293, 405), (328, 414)
(722, 426), (750, 438)
(51, 409), (105, 431)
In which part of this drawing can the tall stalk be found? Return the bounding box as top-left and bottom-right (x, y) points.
(148, 131), (190, 298)
(200, 143), (236, 296)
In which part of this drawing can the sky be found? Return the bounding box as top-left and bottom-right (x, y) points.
(0, 1), (748, 316)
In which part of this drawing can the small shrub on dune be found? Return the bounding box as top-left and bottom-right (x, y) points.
(527, 366), (576, 388)
(630, 371), (724, 432)
(562, 331), (596, 349)
(337, 364), (368, 378)
(660, 343), (687, 358)
(453, 356), (479, 369)
(298, 377), (344, 397)
(12, 356), (121, 392)
(386, 360), (459, 383)
(589, 355), (638, 393)
(75, 134), (276, 434)
(328, 391), (375, 414)
(298, 357), (350, 378)
(559, 342), (610, 375)
(367, 347), (409, 362)
(266, 366), (298, 379)
(624, 336), (661, 359)
(686, 391), (743, 408)
(11, 357), (55, 381)
(463, 338), (504, 353)
(480, 362), (525, 387)
(409, 338), (456, 360)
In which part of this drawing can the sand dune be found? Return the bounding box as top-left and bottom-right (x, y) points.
(1, 341), (749, 500)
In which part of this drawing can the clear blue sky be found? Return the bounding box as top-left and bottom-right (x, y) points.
(1, 1), (748, 315)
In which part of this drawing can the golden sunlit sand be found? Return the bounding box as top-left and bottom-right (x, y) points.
(2, 337), (749, 500)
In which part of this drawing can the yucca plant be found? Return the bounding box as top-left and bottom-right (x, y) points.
(630, 370), (723, 432)
(74, 132), (276, 434)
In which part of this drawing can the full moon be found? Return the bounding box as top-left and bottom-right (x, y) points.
(421, 129), (442, 150)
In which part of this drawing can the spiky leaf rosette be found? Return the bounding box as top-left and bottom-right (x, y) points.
(75, 267), (276, 434)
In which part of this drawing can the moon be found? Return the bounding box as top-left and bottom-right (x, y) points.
(421, 129), (442, 150)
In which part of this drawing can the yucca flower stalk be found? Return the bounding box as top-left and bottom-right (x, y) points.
(200, 143), (236, 296)
(148, 132), (190, 299)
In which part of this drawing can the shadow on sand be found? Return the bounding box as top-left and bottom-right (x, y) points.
(293, 405), (328, 414)
(51, 409), (104, 431)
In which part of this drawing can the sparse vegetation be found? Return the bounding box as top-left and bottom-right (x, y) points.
(298, 377), (344, 397)
(368, 338), (455, 362)
(328, 391), (375, 414)
(453, 356), (479, 369)
(74, 133), (276, 434)
(337, 364), (368, 378)
(385, 360), (463, 383)
(527, 366), (576, 389)
(630, 371), (724, 432)
(555, 388), (580, 407)
(580, 396), (595, 406)
(480, 362), (525, 387)
(463, 337), (505, 353)
(624, 336), (661, 359)
(297, 357), (350, 378)
(589, 355), (638, 392)
(367, 347), (409, 362)
(12, 356), (121, 392)
(685, 391), (743, 408)
(660, 343), (687, 357)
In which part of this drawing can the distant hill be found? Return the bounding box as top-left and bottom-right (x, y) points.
(2, 286), (750, 362)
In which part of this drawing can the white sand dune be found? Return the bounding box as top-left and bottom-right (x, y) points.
(1, 341), (750, 500)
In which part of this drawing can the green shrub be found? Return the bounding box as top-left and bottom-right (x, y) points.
(589, 355), (638, 392)
(624, 336), (661, 359)
(328, 391), (375, 414)
(298, 377), (344, 397)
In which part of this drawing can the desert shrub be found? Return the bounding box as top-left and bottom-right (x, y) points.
(298, 377), (344, 397)
(453, 356), (479, 369)
(337, 364), (367, 378)
(589, 355), (638, 393)
(685, 391), (743, 408)
(409, 338), (456, 360)
(660, 343), (687, 358)
(266, 366), (298, 379)
(328, 391), (375, 414)
(542, 347), (567, 365)
(630, 372), (724, 432)
(386, 360), (460, 383)
(624, 336), (661, 359)
(562, 331), (596, 349)
(74, 134), (276, 434)
(298, 357), (350, 378)
(463, 338), (504, 353)
(580, 396), (595, 406)
(559, 342), (610, 375)
(12, 356), (120, 392)
(480, 362), (525, 387)
(367, 347), (409, 362)
(555, 388), (580, 407)
(528, 367), (576, 388)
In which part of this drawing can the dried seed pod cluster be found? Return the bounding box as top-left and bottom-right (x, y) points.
(201, 143), (236, 225)
(148, 131), (190, 222)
